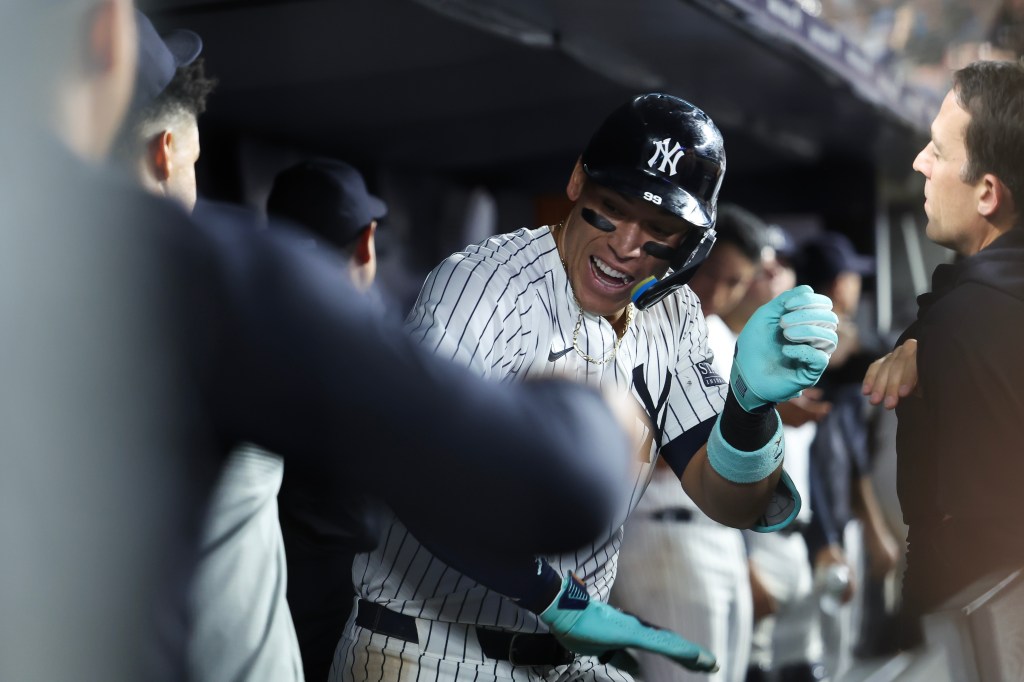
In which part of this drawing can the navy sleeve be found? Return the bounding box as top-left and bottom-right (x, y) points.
(661, 414), (717, 477)
(197, 217), (632, 560)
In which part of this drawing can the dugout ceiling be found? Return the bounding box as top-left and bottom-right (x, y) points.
(141, 0), (936, 186)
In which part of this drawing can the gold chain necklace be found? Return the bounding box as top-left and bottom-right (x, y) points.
(551, 222), (634, 366)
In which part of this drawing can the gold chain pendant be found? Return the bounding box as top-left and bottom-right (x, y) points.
(571, 300), (633, 365)
(552, 221), (634, 366)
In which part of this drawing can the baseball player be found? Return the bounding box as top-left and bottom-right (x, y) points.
(331, 94), (839, 682)
(267, 158), (387, 292)
(112, 11), (215, 213)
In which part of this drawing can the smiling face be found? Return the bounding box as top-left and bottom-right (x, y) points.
(560, 161), (695, 324)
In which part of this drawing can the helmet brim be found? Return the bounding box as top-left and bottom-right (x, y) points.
(583, 164), (716, 229)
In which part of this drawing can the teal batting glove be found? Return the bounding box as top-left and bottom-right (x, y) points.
(539, 572), (718, 673)
(731, 285), (838, 413)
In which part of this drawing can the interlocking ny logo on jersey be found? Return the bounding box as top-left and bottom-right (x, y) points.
(648, 138), (686, 176)
(632, 365), (672, 462)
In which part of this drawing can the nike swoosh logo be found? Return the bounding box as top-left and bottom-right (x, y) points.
(548, 347), (574, 362)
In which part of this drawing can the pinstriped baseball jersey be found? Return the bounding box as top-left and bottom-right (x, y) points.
(350, 225), (726, 634)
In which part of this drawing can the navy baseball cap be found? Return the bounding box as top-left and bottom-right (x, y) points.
(132, 10), (202, 110)
(266, 159), (387, 249)
(797, 231), (875, 285)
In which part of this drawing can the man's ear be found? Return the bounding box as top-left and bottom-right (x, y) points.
(977, 172), (1015, 219)
(352, 222), (377, 265)
(566, 158), (586, 202)
(146, 130), (174, 182)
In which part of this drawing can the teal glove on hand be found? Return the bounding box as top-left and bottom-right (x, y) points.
(731, 285), (838, 413)
(539, 572), (718, 673)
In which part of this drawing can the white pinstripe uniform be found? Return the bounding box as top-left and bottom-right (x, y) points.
(612, 315), (751, 682)
(330, 225), (727, 682)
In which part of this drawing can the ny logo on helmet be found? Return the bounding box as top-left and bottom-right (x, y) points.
(648, 138), (686, 176)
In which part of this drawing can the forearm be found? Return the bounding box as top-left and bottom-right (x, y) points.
(684, 387), (778, 524)
(682, 446), (780, 527)
(854, 475), (904, 577)
(682, 391), (782, 527)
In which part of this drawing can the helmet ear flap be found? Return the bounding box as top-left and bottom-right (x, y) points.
(631, 228), (716, 310)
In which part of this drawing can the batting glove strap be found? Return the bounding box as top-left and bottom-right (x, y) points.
(707, 408), (783, 484)
(539, 573), (718, 672)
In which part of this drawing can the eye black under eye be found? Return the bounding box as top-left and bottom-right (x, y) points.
(643, 242), (676, 260)
(581, 207), (616, 232)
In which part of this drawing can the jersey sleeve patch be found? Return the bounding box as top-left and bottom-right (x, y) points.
(695, 361), (727, 387)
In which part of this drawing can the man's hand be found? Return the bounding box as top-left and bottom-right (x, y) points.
(814, 545), (856, 605)
(776, 388), (832, 427)
(540, 573), (718, 673)
(731, 286), (839, 412)
(862, 340), (918, 410)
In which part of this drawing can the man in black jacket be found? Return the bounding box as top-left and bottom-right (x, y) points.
(863, 59), (1024, 644)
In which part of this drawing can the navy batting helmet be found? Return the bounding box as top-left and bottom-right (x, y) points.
(581, 93), (726, 309)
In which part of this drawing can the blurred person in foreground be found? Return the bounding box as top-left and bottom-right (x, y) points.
(0, 1), (638, 679)
(114, 23), (392, 676)
(863, 59), (1024, 647)
(113, 13), (307, 679)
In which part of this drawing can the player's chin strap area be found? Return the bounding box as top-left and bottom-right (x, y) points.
(631, 228), (717, 310)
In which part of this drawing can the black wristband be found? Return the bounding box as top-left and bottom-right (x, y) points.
(718, 390), (777, 452)
(519, 558), (564, 614)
